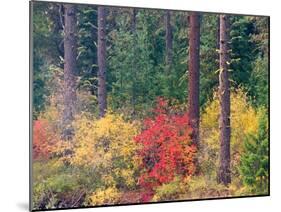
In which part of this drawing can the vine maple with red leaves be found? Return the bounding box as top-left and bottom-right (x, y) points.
(135, 98), (197, 201)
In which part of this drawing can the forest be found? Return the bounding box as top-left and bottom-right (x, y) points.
(31, 1), (269, 210)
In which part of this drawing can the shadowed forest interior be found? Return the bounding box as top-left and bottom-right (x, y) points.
(31, 1), (269, 210)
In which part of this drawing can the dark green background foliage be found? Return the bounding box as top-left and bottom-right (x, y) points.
(33, 3), (269, 117)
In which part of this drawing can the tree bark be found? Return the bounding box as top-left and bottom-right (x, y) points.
(90, 10), (98, 96)
(97, 6), (107, 118)
(131, 9), (137, 116)
(216, 16), (220, 51)
(62, 4), (77, 140)
(165, 10), (173, 70)
(216, 16), (220, 67)
(218, 15), (231, 185)
(188, 12), (200, 146)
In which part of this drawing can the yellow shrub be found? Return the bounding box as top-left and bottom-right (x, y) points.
(71, 113), (140, 189)
(88, 186), (121, 206)
(200, 89), (260, 177)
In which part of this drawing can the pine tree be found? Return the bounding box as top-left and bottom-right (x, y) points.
(62, 4), (78, 140)
(240, 113), (269, 194)
(165, 10), (173, 71)
(97, 6), (107, 118)
(188, 12), (201, 146)
(218, 14), (231, 185)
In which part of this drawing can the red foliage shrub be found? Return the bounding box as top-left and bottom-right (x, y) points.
(33, 120), (56, 160)
(135, 98), (197, 201)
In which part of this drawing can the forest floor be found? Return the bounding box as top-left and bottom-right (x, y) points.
(118, 186), (232, 204)
(120, 190), (143, 204)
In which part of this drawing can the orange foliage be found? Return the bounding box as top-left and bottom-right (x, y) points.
(33, 120), (57, 160)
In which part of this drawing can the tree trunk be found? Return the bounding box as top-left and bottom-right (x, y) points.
(62, 4), (77, 140)
(131, 9), (137, 116)
(218, 15), (231, 185)
(216, 16), (220, 67)
(165, 10), (173, 70)
(216, 16), (220, 51)
(188, 12), (200, 146)
(97, 6), (107, 118)
(91, 11), (98, 96)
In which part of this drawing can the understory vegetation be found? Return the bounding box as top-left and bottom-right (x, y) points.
(33, 89), (268, 208)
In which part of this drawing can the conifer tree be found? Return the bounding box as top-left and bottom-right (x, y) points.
(218, 14), (231, 185)
(240, 113), (269, 194)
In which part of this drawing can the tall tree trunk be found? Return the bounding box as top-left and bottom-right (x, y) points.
(188, 12), (200, 146)
(62, 4), (77, 140)
(218, 15), (231, 185)
(216, 16), (220, 51)
(131, 9), (137, 116)
(97, 6), (107, 118)
(90, 10), (98, 96)
(165, 10), (173, 70)
(216, 16), (220, 66)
